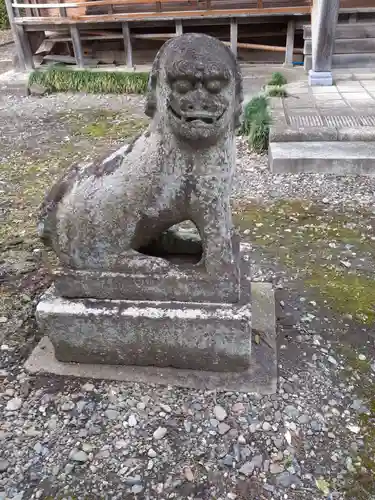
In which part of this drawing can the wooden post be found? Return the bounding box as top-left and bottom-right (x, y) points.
(59, 2), (67, 17)
(175, 20), (183, 36)
(230, 18), (238, 58)
(284, 19), (295, 67)
(3, 0), (33, 71)
(70, 25), (84, 68)
(30, 0), (41, 18)
(16, 25), (34, 70)
(122, 22), (133, 69)
(308, 0), (340, 86)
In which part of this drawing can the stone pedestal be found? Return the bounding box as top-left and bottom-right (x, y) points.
(36, 286), (251, 372)
(32, 34), (277, 393)
(36, 249), (252, 372)
(28, 281), (276, 394)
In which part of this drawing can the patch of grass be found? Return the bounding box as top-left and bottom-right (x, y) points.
(241, 95), (269, 136)
(267, 86), (288, 98)
(240, 95), (271, 153)
(0, 0), (9, 29)
(268, 71), (287, 86)
(248, 111), (271, 153)
(29, 68), (149, 95)
(0, 157), (66, 245)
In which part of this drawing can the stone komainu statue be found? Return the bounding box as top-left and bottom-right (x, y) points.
(38, 33), (243, 280)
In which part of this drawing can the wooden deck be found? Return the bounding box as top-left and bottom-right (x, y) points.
(12, 1), (313, 25)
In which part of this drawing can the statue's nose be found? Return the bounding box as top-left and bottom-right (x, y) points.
(181, 101), (212, 113)
(181, 102), (195, 112)
(180, 89), (213, 113)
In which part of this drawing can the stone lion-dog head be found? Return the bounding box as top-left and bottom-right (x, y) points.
(145, 33), (243, 146)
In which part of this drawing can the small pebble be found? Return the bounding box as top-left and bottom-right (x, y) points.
(214, 405), (227, 422)
(128, 414), (137, 427)
(218, 423), (231, 435)
(70, 450), (88, 463)
(6, 398), (22, 411)
(153, 427), (167, 440)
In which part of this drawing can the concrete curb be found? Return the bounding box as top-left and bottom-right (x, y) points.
(338, 127), (375, 142)
(270, 125), (375, 143)
(270, 125), (338, 142)
(269, 141), (375, 176)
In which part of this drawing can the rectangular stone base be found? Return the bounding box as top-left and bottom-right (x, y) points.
(308, 70), (333, 86)
(53, 249), (250, 305)
(27, 283), (277, 394)
(36, 287), (251, 372)
(53, 266), (243, 304)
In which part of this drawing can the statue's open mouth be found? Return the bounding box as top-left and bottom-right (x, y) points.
(168, 105), (225, 125)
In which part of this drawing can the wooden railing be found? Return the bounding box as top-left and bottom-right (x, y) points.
(10, 0), (313, 24)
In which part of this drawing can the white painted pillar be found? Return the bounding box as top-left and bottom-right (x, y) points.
(308, 0), (340, 86)
(175, 20), (183, 36)
(230, 18), (238, 58)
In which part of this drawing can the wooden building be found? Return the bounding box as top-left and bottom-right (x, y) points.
(4, 0), (375, 73)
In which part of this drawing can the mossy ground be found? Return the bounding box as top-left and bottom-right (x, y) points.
(234, 199), (375, 325)
(235, 199), (375, 498)
(0, 109), (148, 246)
(58, 109), (148, 140)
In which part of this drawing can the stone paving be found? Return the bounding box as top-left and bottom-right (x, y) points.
(281, 78), (375, 129)
(268, 72), (375, 174)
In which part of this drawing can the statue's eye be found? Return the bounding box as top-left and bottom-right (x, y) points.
(205, 80), (223, 94)
(173, 80), (193, 93)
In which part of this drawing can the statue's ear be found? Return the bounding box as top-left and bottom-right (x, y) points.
(144, 38), (174, 118)
(221, 44), (243, 130)
(234, 78), (244, 129)
(234, 60), (244, 130)
(145, 71), (158, 118)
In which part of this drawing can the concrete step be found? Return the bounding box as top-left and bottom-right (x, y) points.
(304, 23), (375, 40)
(304, 38), (375, 55)
(304, 53), (375, 71)
(269, 141), (375, 176)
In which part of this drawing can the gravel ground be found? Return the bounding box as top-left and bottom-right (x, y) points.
(0, 31), (13, 47)
(0, 91), (375, 500)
